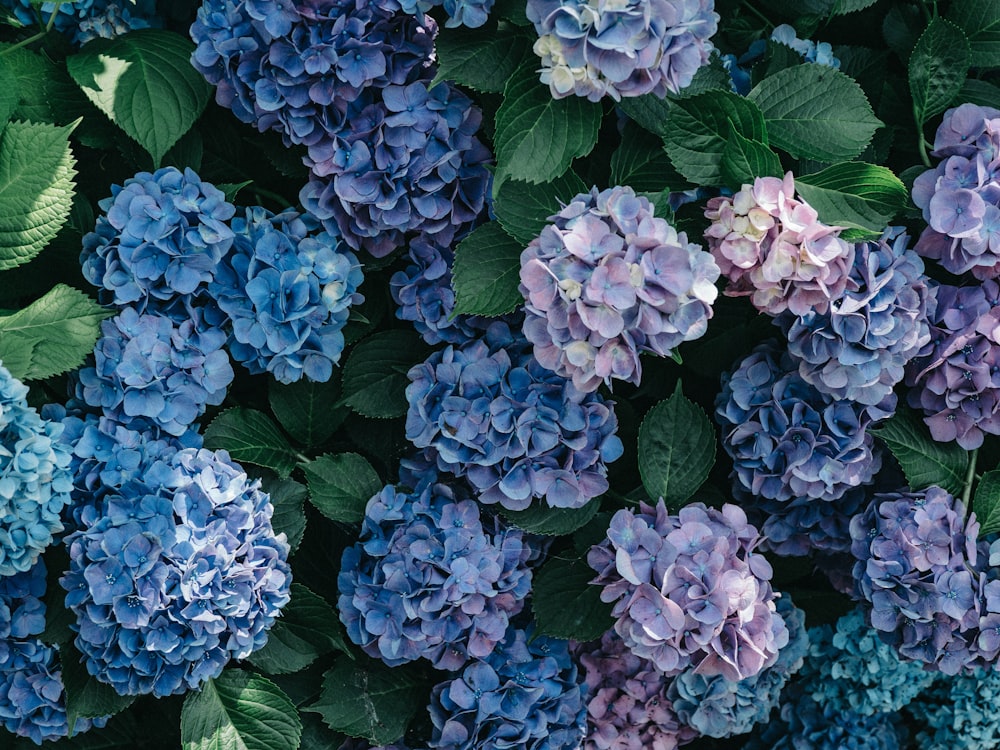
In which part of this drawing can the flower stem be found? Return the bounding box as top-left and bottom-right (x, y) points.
(962, 447), (979, 509)
(0, 1), (66, 57)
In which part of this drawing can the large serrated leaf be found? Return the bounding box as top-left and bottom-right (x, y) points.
(532, 555), (613, 642)
(493, 170), (588, 245)
(341, 330), (430, 419)
(269, 377), (345, 448)
(181, 670), (301, 750)
(747, 63), (882, 161)
(0, 120), (77, 271)
(302, 452), (382, 523)
(871, 405), (969, 495)
(610, 122), (691, 193)
(501, 496), (601, 536)
(250, 584), (351, 675)
(0, 284), (110, 381)
(908, 18), (970, 128)
(795, 162), (908, 238)
(451, 222), (524, 317)
(974, 470), (1000, 536)
(203, 408), (300, 478)
(61, 643), (136, 731)
(433, 24), (531, 92)
(67, 29), (211, 166)
(720, 127), (783, 187)
(262, 477), (308, 553)
(947, 0), (1000, 69)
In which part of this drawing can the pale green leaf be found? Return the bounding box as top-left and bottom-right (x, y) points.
(795, 162), (908, 238)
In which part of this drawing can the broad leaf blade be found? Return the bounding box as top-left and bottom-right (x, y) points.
(871, 405), (969, 495)
(721, 127), (783, 186)
(340, 330), (430, 419)
(61, 643), (136, 731)
(433, 25), (531, 92)
(501, 496), (601, 536)
(203, 408), (299, 478)
(269, 377), (345, 448)
(452, 222), (524, 317)
(908, 18), (970, 128)
(493, 170), (588, 246)
(302, 453), (382, 523)
(795, 162), (908, 238)
(263, 477), (308, 553)
(250, 584), (351, 675)
(947, 0), (1000, 69)
(532, 555), (612, 642)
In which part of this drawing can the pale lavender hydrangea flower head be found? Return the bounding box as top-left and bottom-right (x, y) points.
(520, 185), (719, 393)
(705, 172), (854, 316)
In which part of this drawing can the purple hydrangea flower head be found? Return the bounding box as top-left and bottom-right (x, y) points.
(60, 447), (292, 697)
(520, 185), (720, 392)
(705, 172), (854, 316)
(777, 227), (935, 407)
(575, 629), (696, 750)
(850, 487), (990, 674)
(300, 79), (492, 257)
(80, 167), (236, 312)
(913, 668), (1000, 749)
(208, 206), (364, 383)
(669, 594), (808, 738)
(338, 470), (534, 671)
(905, 279), (1000, 449)
(75, 306), (234, 437)
(2, 0), (157, 45)
(588, 500), (787, 681)
(716, 340), (889, 507)
(0, 363), (73, 577)
(427, 624), (587, 750)
(526, 0), (719, 101)
(406, 321), (622, 511)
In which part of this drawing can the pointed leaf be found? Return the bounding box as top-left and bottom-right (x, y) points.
(452, 221), (525, 317)
(610, 122), (692, 193)
(203, 408), (299, 478)
(302, 452), (381, 524)
(493, 170), (588, 245)
(721, 126), (783, 186)
(269, 377), (345, 448)
(947, 0), (1000, 69)
(262, 478), (308, 553)
(908, 18), (970, 127)
(871, 405), (969, 495)
(61, 644), (136, 731)
(341, 330), (430, 418)
(532, 555), (612, 641)
(794, 162), (908, 239)
(501, 495), (601, 536)
(433, 24), (531, 92)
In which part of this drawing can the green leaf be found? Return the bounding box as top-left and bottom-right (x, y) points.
(663, 89), (768, 185)
(637, 383), (716, 508)
(306, 659), (424, 746)
(747, 63), (882, 161)
(433, 24), (530, 92)
(974, 470), (1000, 535)
(203, 408), (300, 479)
(269, 377), (345, 448)
(532, 555), (612, 642)
(947, 0), (1000, 69)
(0, 284), (110, 381)
(61, 644), (136, 732)
(871, 405), (969, 496)
(493, 170), (588, 245)
(721, 126), (783, 186)
(340, 330), (430, 419)
(672, 54), (734, 98)
(0, 120), (77, 271)
(0, 57), (21, 127)
(957, 78), (1000, 109)
(250, 584), (351, 675)
(217, 180), (253, 204)
(451, 222), (525, 317)
(794, 162), (908, 238)
(501, 496), (601, 536)
(262, 477), (307, 553)
(908, 18), (971, 128)
(67, 29), (211, 166)
(301, 452), (381, 524)
(617, 94), (673, 138)
(493, 63), (601, 185)
(181, 670), (301, 750)
(831, 0), (878, 13)
(610, 122), (691, 193)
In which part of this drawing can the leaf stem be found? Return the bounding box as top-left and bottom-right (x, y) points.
(0, 1), (65, 57)
(46, 1), (66, 32)
(962, 447), (979, 509)
(740, 0), (773, 30)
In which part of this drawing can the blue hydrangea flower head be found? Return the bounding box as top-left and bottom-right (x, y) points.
(405, 321), (623, 511)
(588, 500), (788, 681)
(520, 185), (720, 393)
(394, 0), (493, 26)
(80, 167), (236, 312)
(0, 362), (73, 577)
(428, 624), (587, 750)
(914, 668), (1000, 749)
(2, 0), (157, 45)
(60, 447), (292, 697)
(209, 206), (364, 383)
(338, 469), (535, 671)
(74, 1), (157, 43)
(526, 0), (719, 101)
(777, 227), (935, 407)
(769, 25), (840, 67)
(75, 306), (234, 437)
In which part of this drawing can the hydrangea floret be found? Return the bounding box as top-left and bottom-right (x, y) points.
(3, 0), (156, 45)
(209, 206), (364, 383)
(519, 185), (720, 393)
(60, 448), (291, 697)
(405, 321), (623, 511)
(427, 624), (586, 750)
(338, 467), (534, 671)
(913, 668), (1000, 750)
(705, 171), (854, 316)
(587, 500), (787, 681)
(525, 0), (719, 101)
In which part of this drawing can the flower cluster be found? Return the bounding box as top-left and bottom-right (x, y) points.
(0, 363), (73, 577)
(588, 500), (787, 681)
(80, 166), (236, 314)
(406, 321), (623, 511)
(526, 0), (719, 101)
(2, 0), (156, 45)
(716, 340), (888, 508)
(61, 447), (291, 697)
(395, 0), (493, 26)
(913, 103), (1000, 279)
(75, 2), (156, 43)
(75, 307), (234, 437)
(338, 471), (534, 671)
(850, 487), (990, 674)
(427, 625), (586, 750)
(904, 280), (1000, 449)
(209, 206), (363, 383)
(776, 227), (934, 407)
(520, 185), (720, 392)
(723, 24), (840, 95)
(705, 172), (854, 316)
(914, 668), (1000, 749)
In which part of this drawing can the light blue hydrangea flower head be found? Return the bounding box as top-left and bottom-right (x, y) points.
(405, 321), (623, 511)
(2, 0), (157, 45)
(428, 624), (587, 750)
(80, 167), (236, 313)
(0, 363), (73, 578)
(914, 668), (1000, 749)
(520, 185), (720, 393)
(526, 0), (719, 101)
(769, 24), (840, 67)
(60, 447), (292, 697)
(394, 0), (493, 27)
(588, 500), (788, 681)
(338, 465), (535, 671)
(75, 306), (234, 437)
(209, 206), (364, 383)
